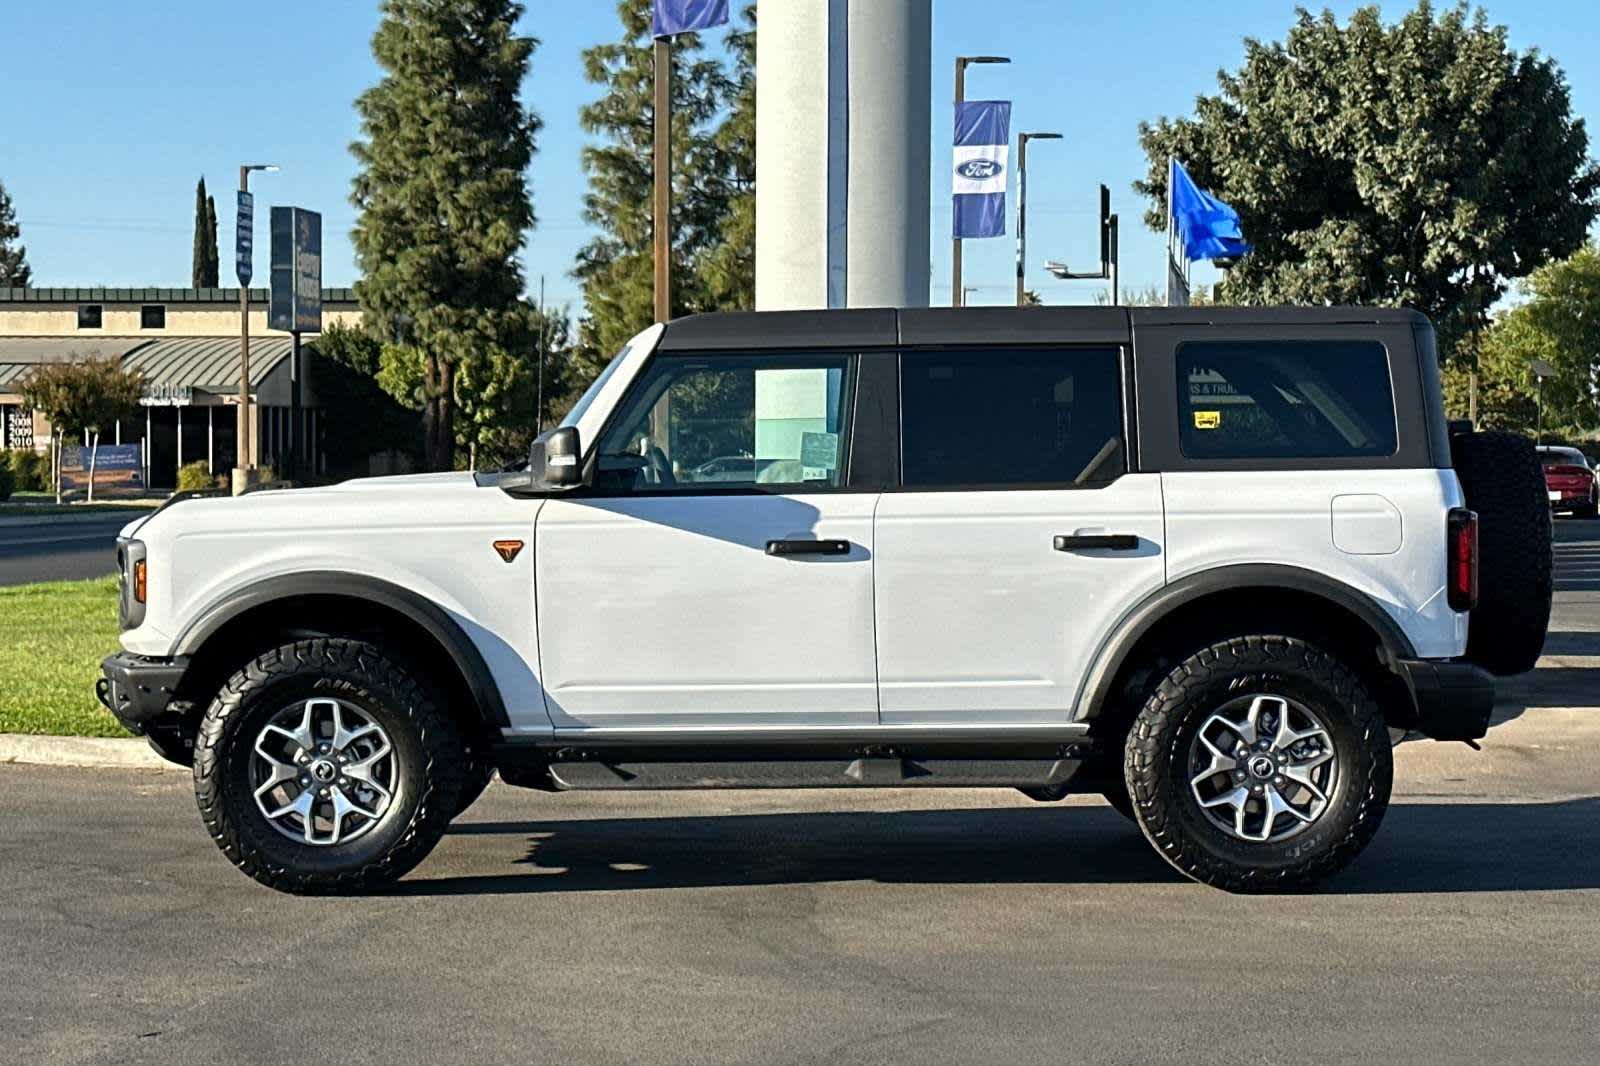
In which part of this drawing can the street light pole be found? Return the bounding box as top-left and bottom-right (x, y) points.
(953, 55), (1009, 308)
(235, 163), (276, 493)
(1016, 132), (1061, 306)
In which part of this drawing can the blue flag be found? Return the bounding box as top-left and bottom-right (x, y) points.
(653, 0), (730, 38)
(953, 100), (1011, 239)
(1170, 160), (1250, 262)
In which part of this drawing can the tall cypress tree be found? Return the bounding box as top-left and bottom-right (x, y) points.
(572, 0), (730, 378)
(0, 179), (31, 288)
(352, 0), (541, 471)
(205, 193), (220, 286)
(192, 177), (220, 288)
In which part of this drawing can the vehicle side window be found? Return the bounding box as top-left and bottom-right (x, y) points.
(594, 354), (855, 492)
(1176, 341), (1398, 460)
(900, 348), (1125, 488)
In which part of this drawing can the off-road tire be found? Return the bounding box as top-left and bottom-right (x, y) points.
(1125, 636), (1392, 893)
(193, 638), (464, 895)
(1451, 431), (1552, 676)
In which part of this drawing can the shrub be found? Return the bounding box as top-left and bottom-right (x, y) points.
(6, 449), (48, 492)
(177, 461), (217, 493)
(0, 453), (14, 502)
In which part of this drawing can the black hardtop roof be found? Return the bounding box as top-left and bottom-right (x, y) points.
(657, 306), (1430, 351)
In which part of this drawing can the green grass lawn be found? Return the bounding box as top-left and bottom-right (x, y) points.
(0, 491), (161, 519)
(0, 577), (129, 737)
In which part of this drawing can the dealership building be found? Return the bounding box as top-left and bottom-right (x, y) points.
(0, 287), (362, 489)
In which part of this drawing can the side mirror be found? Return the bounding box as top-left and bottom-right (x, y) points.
(529, 426), (584, 488)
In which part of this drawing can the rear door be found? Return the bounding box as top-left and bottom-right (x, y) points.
(873, 344), (1167, 726)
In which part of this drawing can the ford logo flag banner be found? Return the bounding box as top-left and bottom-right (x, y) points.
(953, 100), (1012, 239)
(653, 0), (729, 37)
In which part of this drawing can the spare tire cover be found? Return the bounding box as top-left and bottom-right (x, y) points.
(1450, 431), (1552, 676)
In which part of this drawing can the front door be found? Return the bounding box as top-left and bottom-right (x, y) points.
(536, 351), (879, 734)
(873, 346), (1167, 726)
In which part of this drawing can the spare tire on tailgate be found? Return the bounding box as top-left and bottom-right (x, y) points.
(1450, 430), (1552, 676)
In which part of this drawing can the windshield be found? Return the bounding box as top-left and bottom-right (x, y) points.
(560, 344), (630, 430)
(1540, 448), (1589, 469)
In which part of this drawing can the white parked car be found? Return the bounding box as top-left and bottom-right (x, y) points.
(100, 307), (1551, 895)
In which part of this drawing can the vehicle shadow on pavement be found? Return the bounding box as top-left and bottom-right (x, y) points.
(1491, 630), (1600, 726)
(396, 798), (1600, 896)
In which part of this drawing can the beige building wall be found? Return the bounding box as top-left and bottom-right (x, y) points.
(0, 305), (362, 336)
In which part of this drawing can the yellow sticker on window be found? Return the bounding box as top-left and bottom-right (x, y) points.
(1193, 410), (1222, 430)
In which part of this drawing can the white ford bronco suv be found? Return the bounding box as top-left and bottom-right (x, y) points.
(100, 307), (1553, 895)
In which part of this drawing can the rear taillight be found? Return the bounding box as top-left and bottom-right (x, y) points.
(1447, 508), (1478, 612)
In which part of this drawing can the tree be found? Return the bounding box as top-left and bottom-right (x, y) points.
(310, 322), (423, 477)
(573, 0), (732, 379)
(1136, 2), (1599, 369)
(351, 0), (541, 472)
(192, 177), (220, 288)
(1447, 244), (1600, 436)
(0, 179), (31, 288)
(372, 301), (573, 469)
(19, 358), (144, 503)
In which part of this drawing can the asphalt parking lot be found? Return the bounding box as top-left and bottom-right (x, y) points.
(2, 520), (1596, 1065)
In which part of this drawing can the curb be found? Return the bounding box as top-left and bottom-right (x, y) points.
(0, 733), (177, 771)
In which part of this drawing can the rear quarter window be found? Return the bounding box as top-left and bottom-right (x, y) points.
(1176, 341), (1398, 460)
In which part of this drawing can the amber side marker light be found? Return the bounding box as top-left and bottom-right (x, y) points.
(133, 560), (148, 604)
(493, 540), (525, 564)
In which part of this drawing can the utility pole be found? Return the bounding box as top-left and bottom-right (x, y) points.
(535, 275), (546, 434)
(653, 38), (672, 324)
(1016, 132), (1061, 306)
(953, 55), (1009, 308)
(233, 163), (276, 495)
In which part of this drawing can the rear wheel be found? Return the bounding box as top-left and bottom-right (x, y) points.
(1125, 635), (1391, 893)
(1451, 431), (1552, 675)
(193, 638), (464, 895)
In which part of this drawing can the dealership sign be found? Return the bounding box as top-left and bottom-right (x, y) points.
(140, 383), (193, 407)
(236, 191), (254, 286)
(269, 206), (323, 333)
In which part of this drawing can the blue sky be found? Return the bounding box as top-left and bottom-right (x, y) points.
(3, 0), (1597, 316)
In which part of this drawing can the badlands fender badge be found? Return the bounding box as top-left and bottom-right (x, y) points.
(493, 540), (525, 563)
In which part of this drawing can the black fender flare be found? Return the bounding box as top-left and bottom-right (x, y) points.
(174, 571), (510, 729)
(1074, 564), (1419, 721)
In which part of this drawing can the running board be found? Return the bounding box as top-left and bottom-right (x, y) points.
(542, 754), (1088, 792)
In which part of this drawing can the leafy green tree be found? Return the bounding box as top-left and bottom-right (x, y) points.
(1447, 244), (1600, 436)
(192, 177), (220, 288)
(310, 322), (422, 477)
(351, 0), (541, 471)
(573, 0), (731, 378)
(1137, 1), (1599, 366)
(20, 357), (144, 502)
(0, 179), (31, 288)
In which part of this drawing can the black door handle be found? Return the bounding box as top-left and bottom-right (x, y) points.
(767, 539), (852, 557)
(1054, 534), (1141, 552)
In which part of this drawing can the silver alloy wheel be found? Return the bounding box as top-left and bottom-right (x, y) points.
(1187, 694), (1338, 844)
(250, 698), (397, 846)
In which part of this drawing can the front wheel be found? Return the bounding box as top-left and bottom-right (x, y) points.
(193, 638), (465, 894)
(1124, 636), (1392, 893)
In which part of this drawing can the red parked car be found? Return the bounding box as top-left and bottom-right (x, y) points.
(1538, 445), (1599, 519)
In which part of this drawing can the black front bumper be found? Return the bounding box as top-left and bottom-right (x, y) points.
(1395, 658), (1495, 742)
(97, 652), (188, 735)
